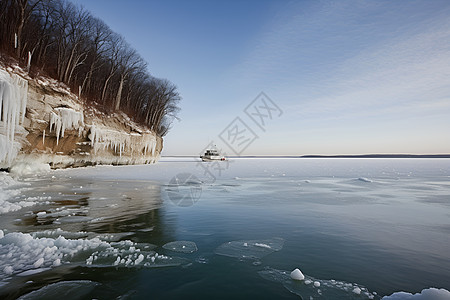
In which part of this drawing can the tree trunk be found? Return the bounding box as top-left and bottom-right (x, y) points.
(114, 74), (125, 111)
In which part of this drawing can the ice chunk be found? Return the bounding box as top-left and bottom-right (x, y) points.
(290, 268), (305, 281)
(353, 287), (362, 294)
(17, 280), (99, 300)
(357, 177), (372, 183)
(3, 265), (13, 275)
(134, 254), (144, 265)
(17, 268), (50, 276)
(33, 257), (44, 268)
(381, 288), (450, 300)
(162, 241), (198, 253)
(52, 259), (61, 267)
(255, 243), (272, 249)
(215, 238), (284, 260)
(314, 281), (321, 287)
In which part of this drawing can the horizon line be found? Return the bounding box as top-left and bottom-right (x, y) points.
(161, 154), (450, 158)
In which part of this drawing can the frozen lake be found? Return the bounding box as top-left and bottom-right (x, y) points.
(1, 158), (449, 299)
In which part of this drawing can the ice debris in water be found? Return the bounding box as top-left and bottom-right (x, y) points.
(0, 231), (189, 280)
(0, 172), (36, 215)
(9, 161), (51, 176)
(85, 240), (188, 268)
(17, 280), (99, 300)
(259, 267), (380, 299)
(162, 241), (198, 253)
(215, 238), (284, 260)
(31, 228), (89, 239)
(381, 288), (450, 300)
(290, 268), (305, 281)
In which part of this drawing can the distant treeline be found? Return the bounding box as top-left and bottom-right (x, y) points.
(0, 0), (180, 136)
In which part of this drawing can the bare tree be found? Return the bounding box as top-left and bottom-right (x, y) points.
(15, 0), (42, 59)
(114, 47), (144, 111)
(81, 17), (111, 97)
(0, 0), (181, 137)
(100, 33), (123, 105)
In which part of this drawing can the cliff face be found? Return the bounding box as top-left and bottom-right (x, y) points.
(0, 65), (162, 170)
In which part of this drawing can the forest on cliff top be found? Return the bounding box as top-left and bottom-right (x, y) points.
(0, 0), (180, 136)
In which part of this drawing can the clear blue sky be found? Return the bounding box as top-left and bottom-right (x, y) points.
(72, 0), (450, 155)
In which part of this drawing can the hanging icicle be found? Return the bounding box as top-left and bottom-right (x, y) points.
(0, 70), (29, 166)
(48, 107), (84, 145)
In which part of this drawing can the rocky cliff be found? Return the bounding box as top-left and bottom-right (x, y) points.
(0, 65), (162, 170)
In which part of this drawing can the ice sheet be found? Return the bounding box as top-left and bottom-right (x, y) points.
(162, 241), (198, 253)
(215, 238), (284, 260)
(17, 280), (99, 300)
(259, 267), (379, 299)
(0, 231), (189, 281)
(381, 288), (450, 300)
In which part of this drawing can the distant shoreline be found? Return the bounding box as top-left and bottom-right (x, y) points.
(162, 154), (450, 159)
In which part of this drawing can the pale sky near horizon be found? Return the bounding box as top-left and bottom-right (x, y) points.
(72, 0), (450, 156)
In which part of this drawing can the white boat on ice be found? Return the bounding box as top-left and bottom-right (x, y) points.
(200, 149), (226, 161)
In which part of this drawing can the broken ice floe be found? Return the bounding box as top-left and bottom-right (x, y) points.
(0, 231), (189, 281)
(381, 288), (450, 300)
(162, 241), (198, 253)
(86, 241), (187, 268)
(30, 228), (89, 239)
(259, 267), (379, 299)
(17, 280), (99, 300)
(0, 172), (36, 214)
(215, 238), (284, 260)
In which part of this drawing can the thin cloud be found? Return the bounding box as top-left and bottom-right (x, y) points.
(234, 1), (450, 121)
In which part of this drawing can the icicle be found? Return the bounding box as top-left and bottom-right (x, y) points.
(0, 70), (29, 166)
(42, 129), (45, 145)
(14, 33), (17, 49)
(48, 107), (84, 145)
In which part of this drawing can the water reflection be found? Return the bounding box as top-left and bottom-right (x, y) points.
(9, 177), (170, 236)
(0, 175), (180, 299)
